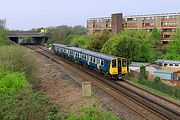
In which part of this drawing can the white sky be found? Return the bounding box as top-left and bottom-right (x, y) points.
(0, 0), (179, 30)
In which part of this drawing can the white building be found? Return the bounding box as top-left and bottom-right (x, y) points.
(155, 59), (180, 69)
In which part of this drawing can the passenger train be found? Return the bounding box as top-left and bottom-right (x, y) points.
(52, 44), (128, 79)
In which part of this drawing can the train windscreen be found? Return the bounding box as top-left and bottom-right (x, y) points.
(122, 59), (127, 67)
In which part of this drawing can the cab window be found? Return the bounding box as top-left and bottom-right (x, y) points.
(112, 59), (116, 68)
(122, 59), (127, 67)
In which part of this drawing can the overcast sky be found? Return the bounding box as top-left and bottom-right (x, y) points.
(0, 0), (179, 30)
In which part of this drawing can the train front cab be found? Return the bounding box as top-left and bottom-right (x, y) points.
(109, 58), (127, 79)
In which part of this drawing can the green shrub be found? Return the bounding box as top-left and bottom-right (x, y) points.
(67, 106), (119, 120)
(154, 77), (161, 83)
(0, 89), (50, 120)
(0, 70), (29, 95)
(45, 106), (67, 120)
(0, 29), (12, 46)
(0, 45), (41, 88)
(175, 88), (180, 99)
(138, 76), (180, 99)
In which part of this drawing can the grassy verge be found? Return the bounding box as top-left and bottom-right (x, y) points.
(125, 75), (180, 101)
(0, 45), (120, 119)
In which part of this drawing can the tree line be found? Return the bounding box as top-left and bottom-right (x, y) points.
(47, 26), (180, 63)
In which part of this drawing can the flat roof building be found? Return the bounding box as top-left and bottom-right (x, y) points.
(87, 12), (180, 44)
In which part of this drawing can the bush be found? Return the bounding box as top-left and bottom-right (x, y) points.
(0, 68), (52, 120)
(138, 76), (180, 99)
(0, 70), (29, 95)
(66, 35), (89, 48)
(67, 105), (119, 120)
(0, 29), (12, 46)
(154, 77), (161, 83)
(0, 45), (41, 88)
(0, 89), (50, 120)
(45, 106), (67, 120)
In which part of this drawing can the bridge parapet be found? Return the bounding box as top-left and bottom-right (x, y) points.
(9, 31), (46, 37)
(9, 31), (48, 44)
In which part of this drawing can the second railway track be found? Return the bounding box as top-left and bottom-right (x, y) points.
(27, 45), (180, 120)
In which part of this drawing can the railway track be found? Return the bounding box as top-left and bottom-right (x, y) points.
(27, 45), (180, 120)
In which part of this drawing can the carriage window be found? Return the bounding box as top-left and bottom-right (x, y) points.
(122, 59), (127, 67)
(90, 57), (93, 62)
(169, 64), (173, 66)
(101, 60), (104, 66)
(93, 58), (96, 63)
(112, 59), (116, 68)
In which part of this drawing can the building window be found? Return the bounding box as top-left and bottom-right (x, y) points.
(127, 18), (133, 21)
(169, 64), (173, 66)
(163, 35), (171, 38)
(161, 22), (176, 26)
(175, 64), (179, 66)
(164, 63), (168, 66)
(133, 18), (137, 21)
(142, 23), (154, 26)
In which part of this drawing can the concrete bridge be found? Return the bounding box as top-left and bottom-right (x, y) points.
(9, 31), (48, 45)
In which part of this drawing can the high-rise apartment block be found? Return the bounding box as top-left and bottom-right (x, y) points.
(0, 19), (6, 29)
(87, 13), (180, 44)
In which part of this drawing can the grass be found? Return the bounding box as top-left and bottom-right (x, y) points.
(126, 76), (180, 101)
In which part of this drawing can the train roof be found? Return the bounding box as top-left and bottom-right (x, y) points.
(67, 46), (116, 61)
(82, 49), (116, 61)
(53, 44), (70, 48)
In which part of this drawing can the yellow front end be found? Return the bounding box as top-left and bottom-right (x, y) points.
(109, 58), (127, 79)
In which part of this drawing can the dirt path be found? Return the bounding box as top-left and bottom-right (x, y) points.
(36, 55), (96, 113)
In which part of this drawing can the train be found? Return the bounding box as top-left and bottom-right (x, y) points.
(52, 44), (128, 79)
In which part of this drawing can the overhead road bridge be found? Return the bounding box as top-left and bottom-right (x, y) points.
(9, 31), (48, 45)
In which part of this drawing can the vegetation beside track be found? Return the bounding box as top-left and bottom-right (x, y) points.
(0, 28), (119, 120)
(125, 66), (180, 100)
(0, 44), (52, 119)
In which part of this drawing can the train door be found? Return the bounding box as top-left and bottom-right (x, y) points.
(118, 59), (122, 74)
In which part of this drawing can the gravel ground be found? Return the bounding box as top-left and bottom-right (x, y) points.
(36, 56), (96, 114)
